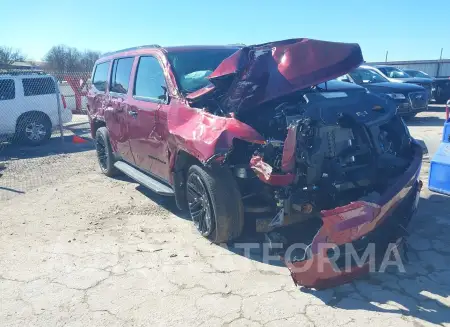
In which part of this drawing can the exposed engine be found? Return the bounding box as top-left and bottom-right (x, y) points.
(234, 87), (413, 223)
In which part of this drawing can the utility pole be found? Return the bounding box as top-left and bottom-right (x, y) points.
(436, 48), (444, 77)
(385, 51), (388, 62)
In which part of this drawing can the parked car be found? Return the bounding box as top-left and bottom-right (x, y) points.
(374, 65), (434, 100)
(87, 39), (422, 289)
(0, 72), (72, 145)
(403, 68), (450, 104)
(434, 77), (450, 103)
(402, 69), (432, 79)
(337, 65), (429, 118)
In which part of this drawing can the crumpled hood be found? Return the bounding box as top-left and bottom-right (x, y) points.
(186, 38), (364, 114)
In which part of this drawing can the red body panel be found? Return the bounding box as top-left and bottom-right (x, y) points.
(284, 144), (423, 289)
(165, 101), (264, 164)
(188, 38), (363, 113)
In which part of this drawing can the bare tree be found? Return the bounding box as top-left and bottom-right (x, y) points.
(44, 45), (100, 72)
(44, 45), (80, 72)
(79, 50), (101, 72)
(0, 46), (26, 65)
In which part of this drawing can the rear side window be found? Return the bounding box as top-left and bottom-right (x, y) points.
(110, 57), (134, 94)
(134, 56), (167, 102)
(0, 79), (15, 100)
(22, 77), (56, 96)
(92, 62), (110, 92)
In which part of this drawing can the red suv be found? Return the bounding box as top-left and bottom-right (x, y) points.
(87, 39), (423, 288)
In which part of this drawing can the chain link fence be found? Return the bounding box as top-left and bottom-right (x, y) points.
(0, 69), (95, 201)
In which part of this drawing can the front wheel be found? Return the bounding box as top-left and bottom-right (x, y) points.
(186, 164), (244, 243)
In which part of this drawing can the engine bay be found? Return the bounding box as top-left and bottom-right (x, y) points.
(219, 86), (415, 227)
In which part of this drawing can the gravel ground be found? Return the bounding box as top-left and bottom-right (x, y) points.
(1, 109), (449, 326)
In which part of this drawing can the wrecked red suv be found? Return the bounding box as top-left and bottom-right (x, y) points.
(87, 39), (422, 289)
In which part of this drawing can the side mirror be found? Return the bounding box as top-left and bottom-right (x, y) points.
(159, 85), (170, 103)
(341, 78), (351, 83)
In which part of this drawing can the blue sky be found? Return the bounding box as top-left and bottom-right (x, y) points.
(2, 0), (449, 62)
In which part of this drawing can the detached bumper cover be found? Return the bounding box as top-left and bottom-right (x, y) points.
(284, 142), (423, 289)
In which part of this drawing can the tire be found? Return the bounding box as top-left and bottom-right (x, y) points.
(95, 127), (120, 177)
(435, 87), (448, 104)
(186, 164), (244, 243)
(15, 113), (52, 146)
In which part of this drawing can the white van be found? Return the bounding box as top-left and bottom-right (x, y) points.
(0, 72), (73, 145)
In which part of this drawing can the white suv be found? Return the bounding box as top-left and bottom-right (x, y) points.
(0, 72), (73, 145)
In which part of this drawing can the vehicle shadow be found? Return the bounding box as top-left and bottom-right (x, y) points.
(427, 104), (447, 113)
(127, 176), (285, 266)
(407, 115), (446, 127)
(131, 182), (191, 221)
(0, 135), (93, 162)
(301, 192), (450, 326)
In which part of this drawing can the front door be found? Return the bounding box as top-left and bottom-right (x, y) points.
(104, 57), (136, 164)
(127, 55), (170, 181)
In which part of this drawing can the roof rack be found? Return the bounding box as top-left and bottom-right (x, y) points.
(101, 45), (162, 57)
(0, 69), (47, 76)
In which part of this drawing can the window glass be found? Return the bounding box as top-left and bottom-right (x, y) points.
(167, 49), (238, 92)
(22, 77), (56, 96)
(134, 56), (167, 101)
(349, 68), (388, 84)
(0, 79), (15, 100)
(414, 71), (431, 78)
(380, 67), (410, 78)
(92, 62), (110, 92)
(110, 57), (134, 94)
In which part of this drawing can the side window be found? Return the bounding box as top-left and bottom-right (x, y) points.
(0, 79), (15, 100)
(110, 57), (134, 94)
(336, 75), (350, 82)
(92, 62), (110, 92)
(22, 77), (56, 96)
(134, 56), (167, 102)
(378, 67), (387, 75)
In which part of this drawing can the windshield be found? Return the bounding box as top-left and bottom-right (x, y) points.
(379, 67), (411, 78)
(348, 67), (389, 84)
(167, 49), (239, 93)
(406, 70), (431, 78)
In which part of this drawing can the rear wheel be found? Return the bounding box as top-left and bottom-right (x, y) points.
(95, 127), (120, 177)
(15, 114), (52, 145)
(186, 164), (244, 243)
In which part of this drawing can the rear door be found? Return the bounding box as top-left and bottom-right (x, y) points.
(21, 76), (58, 126)
(0, 78), (17, 135)
(126, 55), (169, 180)
(104, 57), (136, 164)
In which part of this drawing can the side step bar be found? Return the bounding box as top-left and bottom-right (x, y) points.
(114, 161), (174, 196)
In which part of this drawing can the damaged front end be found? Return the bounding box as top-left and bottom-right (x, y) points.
(238, 86), (423, 289)
(175, 39), (422, 288)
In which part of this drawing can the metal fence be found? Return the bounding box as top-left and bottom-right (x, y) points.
(0, 70), (93, 201)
